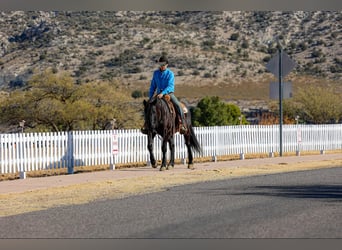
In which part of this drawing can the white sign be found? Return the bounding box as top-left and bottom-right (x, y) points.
(112, 133), (118, 155)
(297, 128), (302, 143)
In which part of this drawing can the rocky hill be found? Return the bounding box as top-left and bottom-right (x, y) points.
(0, 11), (341, 95)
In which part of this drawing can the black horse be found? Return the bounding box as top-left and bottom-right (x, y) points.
(143, 96), (202, 171)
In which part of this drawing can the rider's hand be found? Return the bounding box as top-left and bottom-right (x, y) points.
(157, 93), (163, 99)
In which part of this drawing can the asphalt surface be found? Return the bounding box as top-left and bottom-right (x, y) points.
(0, 166), (341, 238)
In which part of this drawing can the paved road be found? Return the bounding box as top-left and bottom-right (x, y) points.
(0, 166), (341, 238)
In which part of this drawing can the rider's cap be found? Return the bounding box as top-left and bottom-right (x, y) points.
(156, 56), (168, 64)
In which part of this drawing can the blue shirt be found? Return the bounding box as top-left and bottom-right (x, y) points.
(149, 68), (175, 99)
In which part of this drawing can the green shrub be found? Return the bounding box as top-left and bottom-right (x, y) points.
(192, 96), (247, 126)
(132, 90), (143, 98)
(230, 33), (239, 41)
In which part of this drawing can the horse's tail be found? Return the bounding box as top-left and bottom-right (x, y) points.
(188, 124), (202, 154)
(182, 104), (202, 154)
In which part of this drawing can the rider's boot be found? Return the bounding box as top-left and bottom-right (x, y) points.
(179, 120), (187, 134)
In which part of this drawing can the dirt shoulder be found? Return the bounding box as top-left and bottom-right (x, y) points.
(0, 153), (341, 217)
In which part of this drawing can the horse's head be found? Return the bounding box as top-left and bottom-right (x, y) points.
(143, 98), (160, 133)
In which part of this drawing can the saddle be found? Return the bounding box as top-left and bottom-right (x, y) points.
(163, 94), (188, 133)
(163, 95), (188, 113)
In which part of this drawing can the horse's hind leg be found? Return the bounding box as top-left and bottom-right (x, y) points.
(184, 134), (194, 169)
(167, 138), (175, 170)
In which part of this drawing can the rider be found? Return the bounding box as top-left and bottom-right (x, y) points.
(141, 55), (187, 134)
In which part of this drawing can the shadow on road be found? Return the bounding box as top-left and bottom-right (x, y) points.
(233, 185), (342, 201)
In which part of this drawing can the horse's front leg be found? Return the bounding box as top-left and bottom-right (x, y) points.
(160, 139), (168, 171)
(147, 134), (157, 168)
(167, 137), (175, 170)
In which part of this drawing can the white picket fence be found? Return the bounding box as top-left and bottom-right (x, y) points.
(0, 124), (341, 175)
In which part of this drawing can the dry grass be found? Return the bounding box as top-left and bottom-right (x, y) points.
(132, 75), (341, 101)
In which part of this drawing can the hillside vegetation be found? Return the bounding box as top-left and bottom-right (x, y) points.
(0, 11), (341, 131)
(0, 11), (341, 87)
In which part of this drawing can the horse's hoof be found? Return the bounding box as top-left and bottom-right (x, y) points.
(188, 164), (194, 170)
(166, 165), (174, 170)
(152, 164), (157, 168)
(160, 166), (167, 171)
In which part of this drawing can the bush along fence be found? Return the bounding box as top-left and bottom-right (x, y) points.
(0, 124), (341, 177)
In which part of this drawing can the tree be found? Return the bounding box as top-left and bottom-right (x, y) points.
(282, 86), (342, 124)
(1, 70), (81, 131)
(0, 69), (142, 132)
(191, 96), (248, 126)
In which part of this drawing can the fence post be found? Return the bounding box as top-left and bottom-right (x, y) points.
(212, 126), (218, 162)
(19, 171), (26, 179)
(110, 155), (116, 170)
(67, 131), (74, 174)
(19, 130), (26, 178)
(17, 133), (26, 179)
(296, 124), (301, 156)
(239, 126), (245, 160)
(212, 155), (217, 162)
